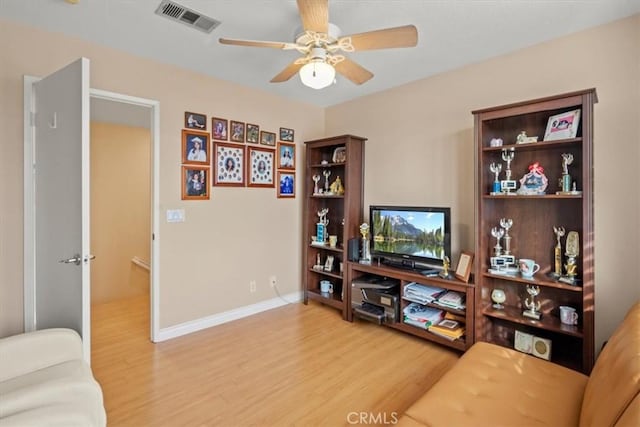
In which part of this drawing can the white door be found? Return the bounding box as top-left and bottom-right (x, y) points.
(33, 58), (92, 361)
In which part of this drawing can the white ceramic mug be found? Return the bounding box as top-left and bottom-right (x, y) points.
(518, 258), (540, 277)
(329, 235), (338, 248)
(559, 305), (579, 325)
(320, 280), (333, 294)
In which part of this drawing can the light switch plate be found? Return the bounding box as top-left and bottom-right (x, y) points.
(166, 209), (185, 223)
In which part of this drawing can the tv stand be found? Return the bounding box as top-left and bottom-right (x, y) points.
(346, 261), (474, 351)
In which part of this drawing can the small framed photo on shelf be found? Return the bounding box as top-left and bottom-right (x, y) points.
(277, 171), (295, 198)
(324, 255), (335, 272)
(454, 251), (474, 283)
(514, 330), (534, 354)
(260, 130), (276, 147)
(214, 142), (245, 187)
(543, 109), (581, 141)
(181, 166), (209, 200)
(184, 111), (206, 130)
(532, 336), (552, 360)
(277, 142), (295, 169)
(279, 127), (294, 142)
(230, 120), (245, 143)
(212, 117), (228, 140)
(246, 123), (259, 143)
(247, 146), (275, 188)
(332, 146), (346, 163)
(182, 129), (210, 165)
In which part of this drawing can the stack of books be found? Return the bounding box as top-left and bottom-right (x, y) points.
(403, 303), (444, 330)
(434, 290), (466, 310)
(403, 282), (445, 305)
(428, 318), (465, 341)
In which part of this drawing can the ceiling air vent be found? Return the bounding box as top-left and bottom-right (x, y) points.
(154, 0), (221, 34)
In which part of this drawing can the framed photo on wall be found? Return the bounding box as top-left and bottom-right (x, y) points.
(279, 127), (294, 142)
(212, 117), (228, 140)
(246, 123), (259, 143)
(260, 130), (276, 147)
(182, 129), (210, 164)
(277, 171), (295, 198)
(230, 120), (245, 143)
(184, 111), (206, 130)
(214, 142), (245, 187)
(277, 142), (295, 169)
(247, 146), (275, 188)
(182, 166), (210, 200)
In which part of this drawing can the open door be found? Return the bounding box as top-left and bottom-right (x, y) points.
(31, 58), (92, 362)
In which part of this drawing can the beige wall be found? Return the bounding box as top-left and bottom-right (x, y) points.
(0, 19), (324, 336)
(91, 122), (150, 304)
(326, 14), (640, 350)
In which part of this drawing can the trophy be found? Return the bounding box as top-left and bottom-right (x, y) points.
(316, 208), (329, 244)
(500, 218), (513, 255)
(439, 256), (451, 279)
(359, 223), (371, 265)
(491, 226), (505, 256)
(523, 285), (542, 320)
(552, 226), (565, 278)
(500, 148), (517, 194)
(557, 153), (581, 195)
(312, 174), (321, 194)
(323, 169), (331, 193)
(489, 162), (502, 195)
(560, 231), (580, 285)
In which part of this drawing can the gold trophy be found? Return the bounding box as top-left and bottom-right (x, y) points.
(523, 285), (542, 320)
(359, 223), (371, 265)
(552, 226), (565, 278)
(560, 231), (580, 285)
(439, 256), (451, 279)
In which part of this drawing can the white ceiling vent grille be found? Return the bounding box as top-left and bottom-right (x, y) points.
(154, 0), (221, 34)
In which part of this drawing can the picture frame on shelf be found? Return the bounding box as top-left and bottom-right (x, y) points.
(213, 142), (245, 187)
(454, 251), (474, 283)
(246, 123), (259, 143)
(247, 146), (275, 188)
(260, 130), (276, 147)
(543, 109), (581, 141)
(181, 129), (210, 165)
(277, 142), (295, 169)
(279, 127), (294, 142)
(324, 255), (335, 272)
(212, 117), (228, 140)
(184, 111), (206, 130)
(230, 120), (245, 143)
(181, 166), (209, 200)
(277, 171), (295, 198)
(532, 336), (552, 360)
(332, 146), (346, 163)
(514, 330), (534, 354)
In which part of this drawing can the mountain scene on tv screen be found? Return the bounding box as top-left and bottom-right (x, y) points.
(372, 211), (445, 259)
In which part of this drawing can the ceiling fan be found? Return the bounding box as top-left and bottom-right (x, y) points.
(219, 0), (418, 89)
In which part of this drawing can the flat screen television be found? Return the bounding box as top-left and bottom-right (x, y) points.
(369, 205), (451, 271)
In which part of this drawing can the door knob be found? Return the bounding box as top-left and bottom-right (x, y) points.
(59, 254), (82, 265)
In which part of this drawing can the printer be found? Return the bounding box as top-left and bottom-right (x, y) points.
(351, 275), (400, 324)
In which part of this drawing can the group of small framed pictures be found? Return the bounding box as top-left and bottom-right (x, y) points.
(181, 111), (296, 200)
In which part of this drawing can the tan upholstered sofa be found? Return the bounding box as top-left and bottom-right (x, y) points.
(398, 301), (640, 427)
(0, 328), (106, 426)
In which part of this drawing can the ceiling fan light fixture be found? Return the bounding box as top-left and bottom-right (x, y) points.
(299, 57), (335, 90)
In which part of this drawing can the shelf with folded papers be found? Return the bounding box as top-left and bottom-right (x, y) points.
(401, 296), (466, 317)
(389, 322), (467, 351)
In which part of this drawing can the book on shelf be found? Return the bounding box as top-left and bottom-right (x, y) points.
(433, 290), (466, 310)
(403, 303), (444, 329)
(428, 318), (465, 340)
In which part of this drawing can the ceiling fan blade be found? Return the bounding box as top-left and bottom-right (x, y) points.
(339, 25), (418, 51)
(219, 38), (296, 50)
(271, 61), (305, 83)
(334, 58), (373, 85)
(297, 0), (328, 34)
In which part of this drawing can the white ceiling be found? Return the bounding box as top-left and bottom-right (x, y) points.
(2, 0), (639, 108)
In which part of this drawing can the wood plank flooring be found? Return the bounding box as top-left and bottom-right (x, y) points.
(91, 296), (459, 426)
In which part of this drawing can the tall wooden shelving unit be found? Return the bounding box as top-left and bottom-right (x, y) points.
(303, 135), (365, 319)
(473, 89), (597, 373)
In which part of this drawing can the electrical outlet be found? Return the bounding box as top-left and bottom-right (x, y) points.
(269, 276), (277, 288)
(249, 280), (256, 293)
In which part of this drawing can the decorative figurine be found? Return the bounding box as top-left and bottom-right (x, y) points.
(439, 256), (451, 279)
(490, 138), (503, 147)
(560, 231), (580, 285)
(490, 162), (502, 195)
(516, 130), (539, 144)
(500, 218), (513, 255)
(491, 226), (505, 256)
(552, 226), (565, 278)
(500, 148), (517, 194)
(323, 169), (331, 193)
(316, 208), (329, 244)
(312, 174), (321, 195)
(517, 162), (548, 195)
(329, 176), (345, 196)
(523, 285), (542, 320)
(491, 288), (506, 309)
(359, 223), (371, 265)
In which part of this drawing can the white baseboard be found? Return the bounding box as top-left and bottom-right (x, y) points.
(155, 291), (302, 342)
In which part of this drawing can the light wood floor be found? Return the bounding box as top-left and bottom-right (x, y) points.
(91, 296), (459, 426)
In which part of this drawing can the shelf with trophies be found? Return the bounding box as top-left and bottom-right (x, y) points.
(303, 135), (366, 319)
(473, 89), (597, 373)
